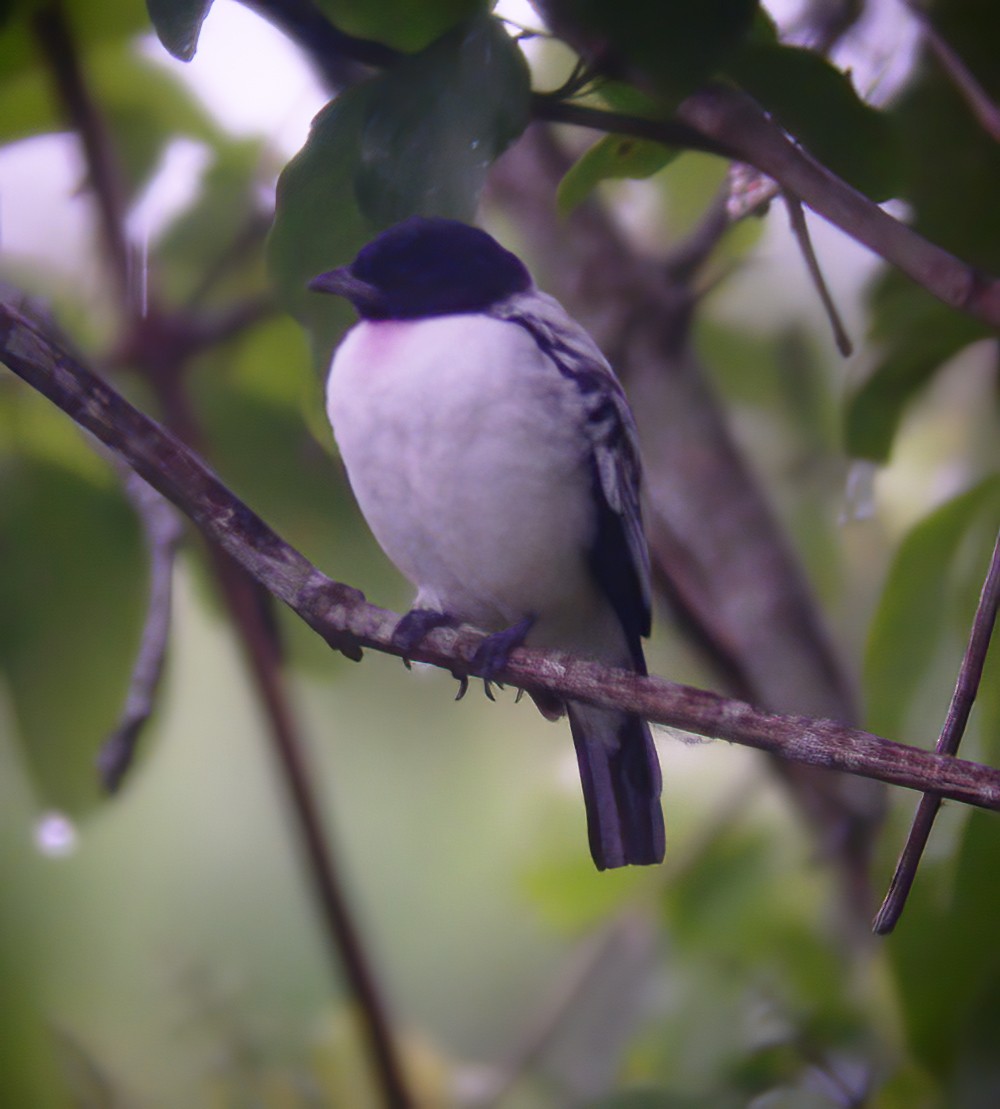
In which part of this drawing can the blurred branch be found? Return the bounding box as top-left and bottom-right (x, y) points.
(31, 1), (132, 299)
(874, 527), (1000, 935)
(782, 191), (853, 357)
(97, 468), (184, 792)
(904, 0), (1000, 143)
(5, 304), (1000, 818)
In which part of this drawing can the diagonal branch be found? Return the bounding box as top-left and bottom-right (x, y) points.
(6, 301), (1000, 816)
(873, 527), (1000, 934)
(97, 467), (184, 792)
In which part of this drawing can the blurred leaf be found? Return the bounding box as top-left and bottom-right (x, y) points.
(0, 455), (145, 815)
(590, 1091), (734, 1109)
(156, 138), (268, 304)
(557, 134), (676, 216)
(314, 0), (486, 53)
(521, 854), (648, 931)
(356, 13), (530, 226)
(727, 43), (901, 201)
(726, 1041), (803, 1096)
(544, 0), (758, 102)
(145, 0), (213, 61)
(845, 278), (988, 462)
(0, 0), (150, 85)
(0, 44), (223, 201)
(863, 477), (1000, 738)
(889, 809), (1000, 1088)
(889, 10), (1000, 268)
(851, 2), (1000, 459)
(311, 1007), (450, 1106)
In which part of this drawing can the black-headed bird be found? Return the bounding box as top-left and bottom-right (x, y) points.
(310, 217), (664, 870)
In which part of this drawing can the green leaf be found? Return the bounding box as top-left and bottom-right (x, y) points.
(549, 0), (758, 102)
(888, 9), (1000, 268)
(0, 455), (146, 815)
(863, 477), (1000, 739)
(727, 43), (901, 201)
(355, 14), (530, 226)
(145, 0), (214, 61)
(267, 84), (374, 358)
(557, 134), (676, 216)
(845, 276), (989, 462)
(889, 809), (1000, 1086)
(156, 138), (267, 304)
(0, 0), (151, 91)
(313, 0), (487, 53)
(268, 15), (529, 356)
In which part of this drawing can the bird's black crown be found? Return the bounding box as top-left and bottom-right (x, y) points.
(312, 217), (532, 320)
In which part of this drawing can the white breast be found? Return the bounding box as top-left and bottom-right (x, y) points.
(326, 313), (607, 642)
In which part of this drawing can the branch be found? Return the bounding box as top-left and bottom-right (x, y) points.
(873, 527), (1000, 934)
(97, 468), (184, 792)
(5, 304), (1000, 817)
(537, 86), (1000, 329)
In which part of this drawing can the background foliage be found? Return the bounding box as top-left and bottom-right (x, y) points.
(0, 0), (998, 1105)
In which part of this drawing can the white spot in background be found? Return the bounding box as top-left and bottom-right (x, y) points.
(840, 460), (879, 523)
(34, 811), (79, 858)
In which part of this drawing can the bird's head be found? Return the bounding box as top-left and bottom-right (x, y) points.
(308, 216), (531, 321)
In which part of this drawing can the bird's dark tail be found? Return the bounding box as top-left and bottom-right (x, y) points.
(567, 703), (665, 870)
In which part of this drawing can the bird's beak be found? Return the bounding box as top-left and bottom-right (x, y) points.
(308, 267), (384, 315)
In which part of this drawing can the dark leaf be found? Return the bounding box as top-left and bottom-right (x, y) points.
(145, 0), (214, 61)
(313, 0), (487, 53)
(266, 84), (374, 358)
(0, 455), (146, 815)
(356, 14), (530, 226)
(728, 43), (902, 201)
(846, 276), (989, 462)
(541, 0), (758, 102)
(863, 476), (1000, 739)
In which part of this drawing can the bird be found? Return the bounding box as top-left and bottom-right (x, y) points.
(309, 216), (664, 870)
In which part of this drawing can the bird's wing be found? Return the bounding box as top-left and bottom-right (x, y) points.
(495, 293), (652, 671)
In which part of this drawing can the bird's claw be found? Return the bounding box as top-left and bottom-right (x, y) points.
(471, 615), (535, 681)
(391, 608), (456, 660)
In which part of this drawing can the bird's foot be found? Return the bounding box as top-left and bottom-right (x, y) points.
(391, 608), (457, 660)
(472, 615), (535, 697)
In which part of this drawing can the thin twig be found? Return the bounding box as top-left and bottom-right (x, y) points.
(782, 191), (853, 356)
(873, 528), (1000, 934)
(5, 302), (1000, 816)
(905, 0), (1000, 143)
(97, 468), (184, 792)
(531, 93), (735, 158)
